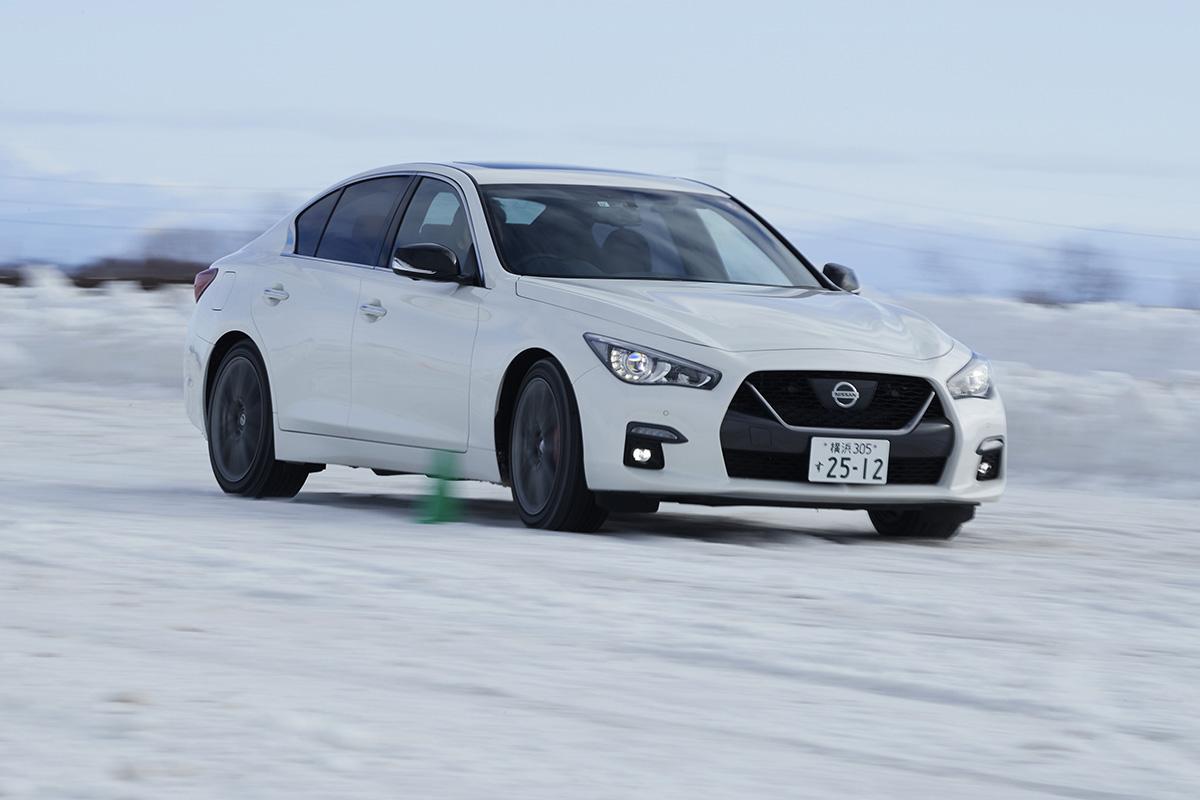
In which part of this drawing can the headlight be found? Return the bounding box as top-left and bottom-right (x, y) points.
(584, 334), (720, 389)
(947, 353), (993, 399)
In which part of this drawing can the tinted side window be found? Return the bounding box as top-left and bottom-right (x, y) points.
(316, 176), (410, 265)
(393, 178), (476, 274)
(293, 190), (340, 256)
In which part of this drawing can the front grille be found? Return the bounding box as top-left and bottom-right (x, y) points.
(728, 383), (773, 419)
(720, 371), (953, 487)
(723, 449), (948, 486)
(744, 371), (934, 430)
(922, 393), (947, 422)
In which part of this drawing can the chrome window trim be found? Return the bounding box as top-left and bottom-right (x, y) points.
(281, 252), (380, 271)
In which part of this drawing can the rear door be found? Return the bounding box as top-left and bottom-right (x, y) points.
(347, 176), (483, 450)
(251, 176), (410, 436)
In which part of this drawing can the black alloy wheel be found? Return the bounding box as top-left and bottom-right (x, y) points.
(207, 342), (310, 498)
(509, 360), (607, 532)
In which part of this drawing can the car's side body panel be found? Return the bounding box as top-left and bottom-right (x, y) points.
(348, 271), (483, 450)
(251, 255), (361, 436)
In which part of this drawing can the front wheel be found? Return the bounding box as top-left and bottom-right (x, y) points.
(868, 505), (975, 540)
(509, 360), (607, 532)
(206, 342), (310, 499)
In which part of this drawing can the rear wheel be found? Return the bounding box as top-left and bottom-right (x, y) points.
(509, 360), (607, 532)
(207, 342), (309, 498)
(868, 505), (975, 540)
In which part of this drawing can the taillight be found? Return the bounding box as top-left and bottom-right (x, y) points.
(193, 267), (219, 302)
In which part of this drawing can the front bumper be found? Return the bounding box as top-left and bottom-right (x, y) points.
(573, 345), (1006, 507)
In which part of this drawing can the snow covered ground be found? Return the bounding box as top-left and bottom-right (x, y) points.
(3, 387), (1199, 799)
(1, 277), (1199, 798)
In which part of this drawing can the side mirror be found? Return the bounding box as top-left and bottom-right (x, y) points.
(392, 243), (464, 282)
(822, 262), (861, 294)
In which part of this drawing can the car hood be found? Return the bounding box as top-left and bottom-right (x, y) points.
(515, 278), (954, 359)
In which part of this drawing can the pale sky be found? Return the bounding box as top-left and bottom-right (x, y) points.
(1, 0), (1198, 289)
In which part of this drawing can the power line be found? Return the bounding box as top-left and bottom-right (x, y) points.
(0, 172), (309, 193)
(766, 208), (1199, 270)
(1, 211), (1193, 273)
(782, 225), (1024, 269)
(0, 212), (1025, 272)
(10, 167), (1199, 244)
(747, 173), (1200, 244)
(0, 210), (1019, 269)
(5, 191), (1193, 269)
(0, 197), (289, 216)
(781, 223), (1195, 272)
(0, 216), (261, 234)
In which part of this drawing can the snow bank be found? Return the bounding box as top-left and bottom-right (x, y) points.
(889, 293), (1200, 380)
(2, 277), (1196, 495)
(0, 268), (192, 389)
(997, 362), (1200, 496)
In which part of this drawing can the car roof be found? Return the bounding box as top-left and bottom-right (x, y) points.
(349, 161), (728, 196)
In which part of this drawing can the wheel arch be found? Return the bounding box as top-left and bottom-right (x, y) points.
(204, 331), (264, 420)
(493, 347), (570, 485)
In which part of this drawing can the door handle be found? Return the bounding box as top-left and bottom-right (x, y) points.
(359, 303), (388, 320)
(262, 287), (290, 304)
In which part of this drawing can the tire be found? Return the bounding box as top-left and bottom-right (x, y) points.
(868, 505), (975, 540)
(206, 342), (310, 499)
(508, 360), (608, 532)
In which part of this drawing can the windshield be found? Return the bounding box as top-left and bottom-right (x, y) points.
(480, 184), (824, 288)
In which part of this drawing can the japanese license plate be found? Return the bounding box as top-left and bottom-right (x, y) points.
(808, 437), (890, 484)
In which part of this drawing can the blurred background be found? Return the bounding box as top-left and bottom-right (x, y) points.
(3, 2), (1199, 798)
(1, 0), (1197, 305)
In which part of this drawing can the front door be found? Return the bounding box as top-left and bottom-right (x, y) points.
(348, 177), (482, 451)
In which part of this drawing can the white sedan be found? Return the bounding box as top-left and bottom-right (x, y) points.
(185, 162), (1005, 538)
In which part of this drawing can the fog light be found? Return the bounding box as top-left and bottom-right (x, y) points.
(975, 437), (1003, 482)
(624, 422), (678, 470)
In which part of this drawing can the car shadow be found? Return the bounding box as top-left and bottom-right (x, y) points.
(603, 510), (881, 546)
(294, 491), (885, 547)
(294, 490), (521, 528)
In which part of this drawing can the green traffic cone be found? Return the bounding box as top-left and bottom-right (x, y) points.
(420, 451), (461, 524)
